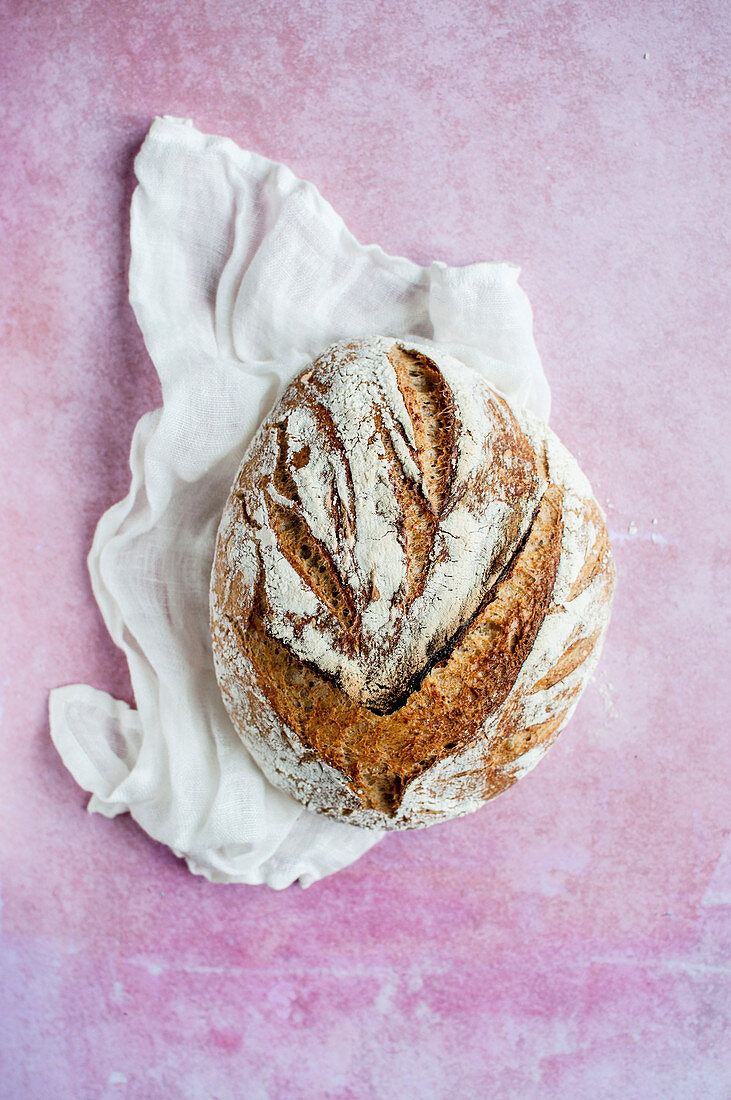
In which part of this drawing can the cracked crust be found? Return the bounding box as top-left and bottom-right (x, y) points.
(211, 337), (616, 829)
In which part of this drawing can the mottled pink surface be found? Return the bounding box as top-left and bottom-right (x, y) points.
(2, 2), (729, 1097)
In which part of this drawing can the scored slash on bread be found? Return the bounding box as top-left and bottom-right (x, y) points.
(211, 337), (616, 830)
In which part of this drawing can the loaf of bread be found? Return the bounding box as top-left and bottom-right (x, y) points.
(210, 337), (615, 830)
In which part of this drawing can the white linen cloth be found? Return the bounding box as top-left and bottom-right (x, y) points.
(49, 116), (550, 888)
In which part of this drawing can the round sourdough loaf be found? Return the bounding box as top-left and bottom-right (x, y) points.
(210, 337), (615, 829)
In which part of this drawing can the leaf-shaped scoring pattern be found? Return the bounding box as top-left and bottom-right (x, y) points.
(229, 337), (545, 714)
(211, 340), (616, 827)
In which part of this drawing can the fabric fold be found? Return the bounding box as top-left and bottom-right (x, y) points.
(49, 116), (549, 888)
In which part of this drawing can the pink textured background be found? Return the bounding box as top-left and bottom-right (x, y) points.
(2, 2), (729, 1097)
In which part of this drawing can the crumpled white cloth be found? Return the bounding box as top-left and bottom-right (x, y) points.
(49, 116), (550, 889)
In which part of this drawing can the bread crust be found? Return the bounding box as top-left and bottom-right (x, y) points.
(211, 338), (616, 829)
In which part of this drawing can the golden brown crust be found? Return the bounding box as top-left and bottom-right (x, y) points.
(216, 482), (564, 816)
(528, 632), (600, 694)
(388, 345), (458, 516)
(567, 499), (613, 601)
(210, 337), (616, 828)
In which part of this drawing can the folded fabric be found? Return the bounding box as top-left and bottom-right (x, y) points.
(49, 116), (550, 888)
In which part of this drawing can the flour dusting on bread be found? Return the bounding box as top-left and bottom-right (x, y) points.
(211, 337), (615, 830)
